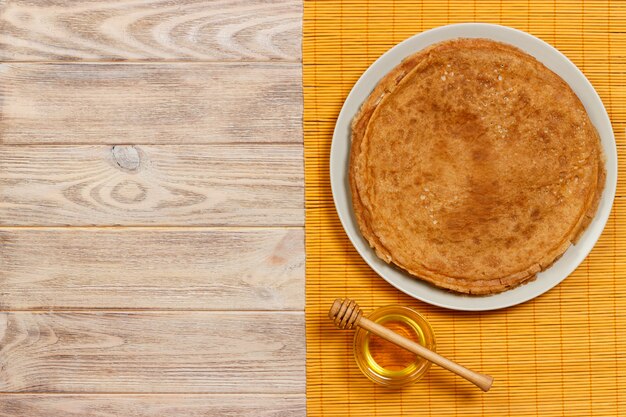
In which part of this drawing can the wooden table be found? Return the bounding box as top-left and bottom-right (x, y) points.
(0, 1), (305, 415)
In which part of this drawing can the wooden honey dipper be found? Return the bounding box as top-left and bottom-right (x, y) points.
(329, 298), (494, 392)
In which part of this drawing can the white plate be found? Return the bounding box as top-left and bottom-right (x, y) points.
(331, 23), (617, 311)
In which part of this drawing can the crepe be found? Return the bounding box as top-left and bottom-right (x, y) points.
(350, 38), (605, 295)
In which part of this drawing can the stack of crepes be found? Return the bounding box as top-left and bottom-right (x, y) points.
(350, 38), (604, 295)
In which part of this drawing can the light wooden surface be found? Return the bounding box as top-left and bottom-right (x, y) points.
(0, 0), (304, 415)
(0, 145), (303, 226)
(0, 63), (301, 144)
(0, 394), (305, 417)
(0, 228), (304, 310)
(0, 312), (305, 393)
(0, 0), (301, 61)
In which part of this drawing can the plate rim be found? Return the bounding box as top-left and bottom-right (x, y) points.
(330, 22), (618, 311)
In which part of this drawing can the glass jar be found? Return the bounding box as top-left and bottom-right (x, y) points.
(353, 305), (436, 388)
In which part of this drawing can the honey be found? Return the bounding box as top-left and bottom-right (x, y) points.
(353, 305), (435, 388)
(366, 317), (423, 371)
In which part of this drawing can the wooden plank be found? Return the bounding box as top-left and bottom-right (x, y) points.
(0, 63), (302, 144)
(0, 394), (306, 417)
(0, 312), (305, 393)
(0, 0), (301, 61)
(0, 144), (303, 226)
(0, 228), (304, 310)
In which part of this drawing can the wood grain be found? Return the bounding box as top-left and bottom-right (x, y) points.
(0, 228), (304, 310)
(0, 312), (305, 393)
(0, 0), (301, 61)
(0, 145), (303, 226)
(0, 63), (302, 144)
(0, 394), (306, 417)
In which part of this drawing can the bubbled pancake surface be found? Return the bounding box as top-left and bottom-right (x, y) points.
(350, 38), (605, 295)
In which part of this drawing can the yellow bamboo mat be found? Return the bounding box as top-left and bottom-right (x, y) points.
(304, 1), (626, 415)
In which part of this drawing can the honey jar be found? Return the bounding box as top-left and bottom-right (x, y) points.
(353, 305), (435, 388)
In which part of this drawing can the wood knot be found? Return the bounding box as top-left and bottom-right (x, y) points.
(329, 298), (362, 330)
(112, 145), (141, 172)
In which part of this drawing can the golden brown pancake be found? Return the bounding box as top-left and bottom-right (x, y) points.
(350, 38), (605, 295)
